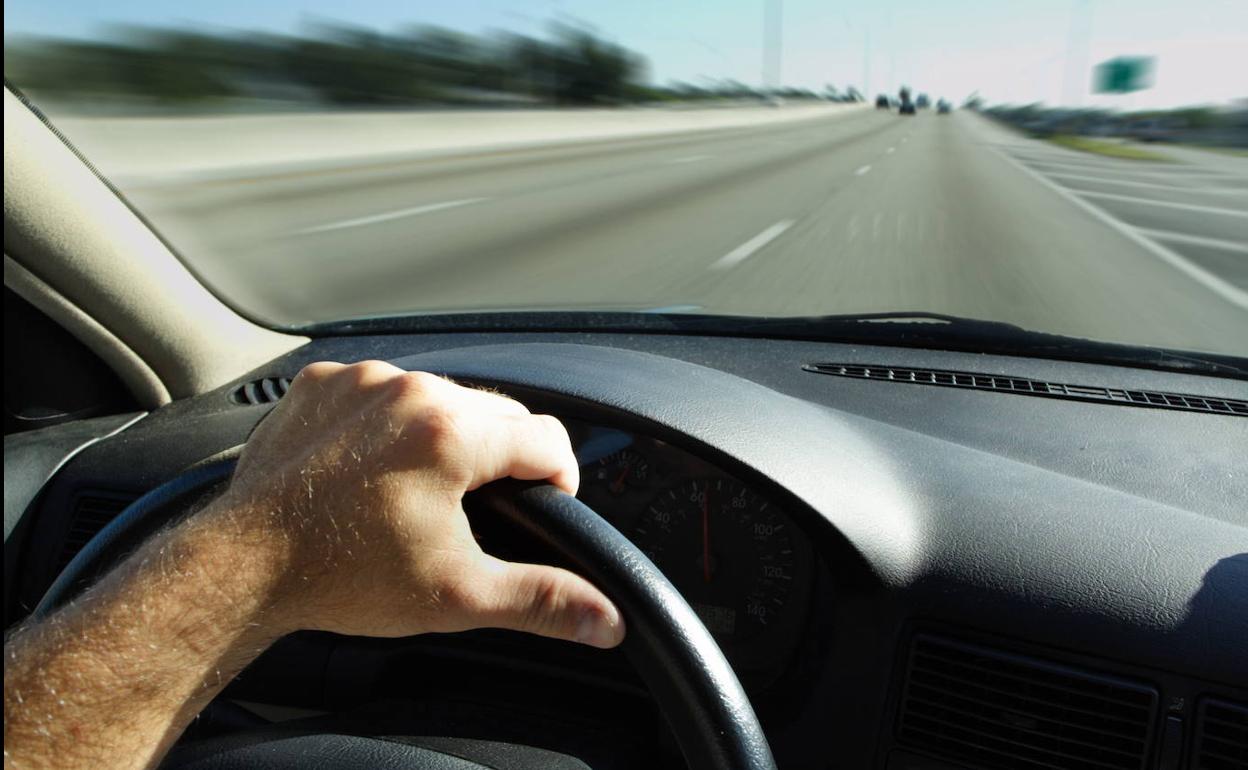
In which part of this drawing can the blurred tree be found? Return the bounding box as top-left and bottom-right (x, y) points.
(7, 20), (850, 111)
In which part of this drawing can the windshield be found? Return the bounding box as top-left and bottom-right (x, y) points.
(5, 1), (1247, 359)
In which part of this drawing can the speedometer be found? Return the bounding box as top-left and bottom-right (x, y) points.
(565, 419), (815, 684)
(633, 478), (796, 645)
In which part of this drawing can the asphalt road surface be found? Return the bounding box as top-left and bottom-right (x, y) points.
(127, 108), (1248, 357)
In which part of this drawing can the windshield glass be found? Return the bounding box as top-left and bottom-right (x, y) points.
(5, 1), (1247, 358)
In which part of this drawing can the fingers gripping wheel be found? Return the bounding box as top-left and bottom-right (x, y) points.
(36, 465), (777, 770)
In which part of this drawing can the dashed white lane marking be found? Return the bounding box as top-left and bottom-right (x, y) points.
(1073, 190), (1248, 218)
(886, 147), (896, 154)
(667, 155), (711, 165)
(991, 147), (1248, 310)
(1132, 228), (1248, 254)
(1046, 171), (1248, 194)
(293, 198), (487, 234)
(855, 165), (872, 176)
(709, 220), (796, 270)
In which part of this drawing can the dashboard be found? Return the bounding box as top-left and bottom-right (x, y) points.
(6, 333), (1247, 769)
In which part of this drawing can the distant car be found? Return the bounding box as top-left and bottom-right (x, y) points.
(899, 101), (916, 115)
(916, 94), (930, 109)
(937, 99), (952, 114)
(875, 95), (890, 109)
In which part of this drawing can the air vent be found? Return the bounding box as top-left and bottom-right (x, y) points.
(804, 363), (1247, 416)
(1193, 698), (1248, 770)
(56, 491), (137, 572)
(897, 635), (1159, 770)
(230, 376), (291, 406)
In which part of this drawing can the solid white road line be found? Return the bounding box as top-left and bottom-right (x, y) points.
(1132, 228), (1248, 254)
(991, 147), (1248, 311)
(293, 198), (487, 234)
(1045, 171), (1248, 194)
(709, 220), (796, 271)
(856, 165), (872, 176)
(667, 155), (711, 165)
(1072, 190), (1248, 218)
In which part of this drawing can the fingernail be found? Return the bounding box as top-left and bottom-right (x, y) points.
(575, 606), (624, 649)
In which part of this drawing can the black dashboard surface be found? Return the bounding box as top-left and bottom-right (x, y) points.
(8, 331), (1247, 769)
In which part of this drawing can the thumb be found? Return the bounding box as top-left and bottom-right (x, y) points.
(476, 558), (626, 649)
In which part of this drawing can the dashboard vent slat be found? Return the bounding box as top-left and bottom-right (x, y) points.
(56, 491), (137, 572)
(231, 376), (292, 406)
(904, 691), (1147, 758)
(897, 635), (1158, 770)
(804, 363), (1247, 416)
(1194, 698), (1248, 770)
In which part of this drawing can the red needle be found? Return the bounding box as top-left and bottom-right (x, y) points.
(701, 482), (712, 584)
(611, 464), (629, 494)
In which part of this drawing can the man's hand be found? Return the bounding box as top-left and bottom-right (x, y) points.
(216, 360), (624, 646)
(4, 361), (623, 770)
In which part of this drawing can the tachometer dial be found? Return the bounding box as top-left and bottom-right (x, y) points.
(632, 478), (795, 644)
(589, 448), (651, 496)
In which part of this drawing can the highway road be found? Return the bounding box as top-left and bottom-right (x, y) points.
(125, 108), (1248, 358)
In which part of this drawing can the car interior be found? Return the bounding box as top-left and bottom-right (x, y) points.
(4, 78), (1248, 770)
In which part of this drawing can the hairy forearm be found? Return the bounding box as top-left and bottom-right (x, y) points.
(4, 503), (291, 770)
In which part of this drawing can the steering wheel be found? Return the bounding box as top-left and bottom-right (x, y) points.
(34, 452), (777, 770)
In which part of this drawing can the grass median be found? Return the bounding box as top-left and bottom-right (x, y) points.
(1047, 135), (1172, 161)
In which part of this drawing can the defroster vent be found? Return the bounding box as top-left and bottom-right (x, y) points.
(804, 363), (1247, 416)
(230, 376), (291, 406)
(897, 635), (1159, 770)
(1194, 698), (1248, 770)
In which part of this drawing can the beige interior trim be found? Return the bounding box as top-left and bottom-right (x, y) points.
(3, 88), (306, 401)
(5, 255), (171, 408)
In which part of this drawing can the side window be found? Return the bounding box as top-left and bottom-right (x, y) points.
(4, 287), (138, 435)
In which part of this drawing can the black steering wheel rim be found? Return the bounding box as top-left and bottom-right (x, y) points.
(35, 455), (777, 770)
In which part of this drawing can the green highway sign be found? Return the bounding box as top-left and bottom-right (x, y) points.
(1093, 57), (1155, 94)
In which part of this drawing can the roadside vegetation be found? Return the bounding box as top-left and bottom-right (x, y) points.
(4, 22), (856, 111)
(984, 103), (1247, 154)
(1047, 135), (1171, 161)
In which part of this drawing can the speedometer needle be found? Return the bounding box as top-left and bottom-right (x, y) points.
(611, 464), (629, 494)
(702, 482), (711, 584)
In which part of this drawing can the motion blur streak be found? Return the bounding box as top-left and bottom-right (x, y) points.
(5, 17), (1247, 358)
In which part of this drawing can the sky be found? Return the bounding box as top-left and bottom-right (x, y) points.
(5, 0), (1247, 108)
